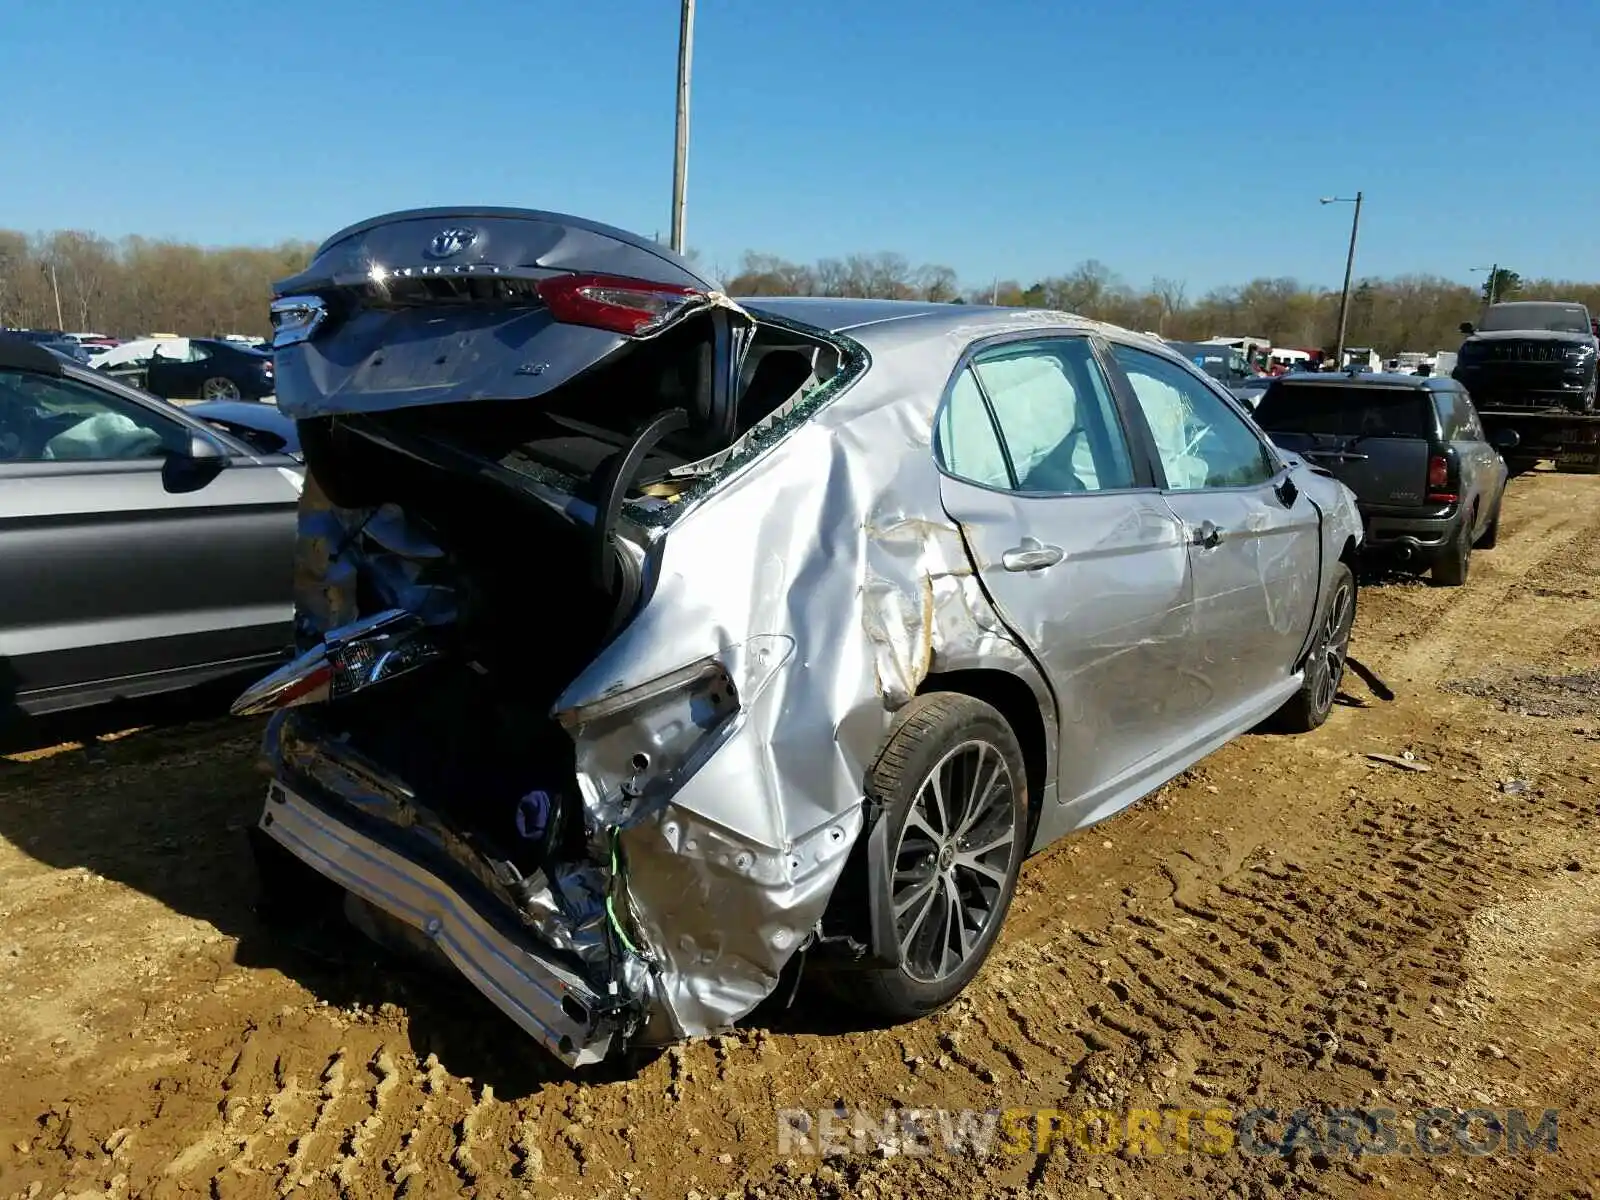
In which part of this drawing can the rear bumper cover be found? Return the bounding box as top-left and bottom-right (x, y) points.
(259, 779), (618, 1066)
(1360, 510), (1456, 559)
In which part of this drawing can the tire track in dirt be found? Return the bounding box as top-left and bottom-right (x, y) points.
(2, 473), (1599, 1200)
(1365, 469), (1600, 685)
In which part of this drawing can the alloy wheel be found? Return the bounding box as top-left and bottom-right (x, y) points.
(1313, 579), (1354, 715)
(203, 376), (242, 400)
(892, 739), (1020, 983)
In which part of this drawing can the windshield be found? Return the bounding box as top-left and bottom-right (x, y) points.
(1479, 303), (1591, 334)
(1254, 384), (1434, 438)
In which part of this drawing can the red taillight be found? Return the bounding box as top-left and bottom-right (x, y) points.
(1427, 454), (1457, 503)
(276, 660), (331, 705)
(536, 273), (701, 336)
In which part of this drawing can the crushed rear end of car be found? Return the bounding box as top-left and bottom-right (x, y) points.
(236, 209), (870, 1065)
(235, 211), (876, 1068)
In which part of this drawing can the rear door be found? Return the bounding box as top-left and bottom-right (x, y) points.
(1254, 381), (1436, 506)
(1104, 344), (1322, 723)
(0, 365), (298, 716)
(934, 333), (1198, 817)
(1448, 385), (1507, 534)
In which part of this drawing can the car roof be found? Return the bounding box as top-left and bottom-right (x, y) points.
(1487, 299), (1587, 309)
(0, 333), (66, 375)
(739, 297), (1148, 350)
(1265, 370), (1452, 390)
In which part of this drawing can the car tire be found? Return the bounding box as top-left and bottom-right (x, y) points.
(203, 376), (243, 401)
(835, 693), (1029, 1022)
(1431, 514), (1473, 587)
(1267, 560), (1356, 733)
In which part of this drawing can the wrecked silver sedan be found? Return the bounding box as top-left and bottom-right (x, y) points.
(236, 208), (1364, 1067)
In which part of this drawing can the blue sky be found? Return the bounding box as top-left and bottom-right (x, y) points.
(2, 0), (1594, 293)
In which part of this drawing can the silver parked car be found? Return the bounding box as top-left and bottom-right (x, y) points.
(0, 335), (300, 719)
(235, 209), (1363, 1066)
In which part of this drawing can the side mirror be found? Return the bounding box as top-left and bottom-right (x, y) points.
(186, 431), (228, 460)
(1491, 427), (1520, 450)
(163, 430), (229, 494)
(1459, 322), (1475, 336)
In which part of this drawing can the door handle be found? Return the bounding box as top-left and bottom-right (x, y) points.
(1190, 520), (1224, 548)
(1001, 537), (1064, 572)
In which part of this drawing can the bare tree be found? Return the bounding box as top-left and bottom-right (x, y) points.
(915, 264), (960, 302)
(42, 231), (116, 330)
(1151, 276), (1187, 334)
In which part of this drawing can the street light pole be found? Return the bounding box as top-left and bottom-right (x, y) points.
(669, 0), (695, 255)
(1320, 191), (1363, 367)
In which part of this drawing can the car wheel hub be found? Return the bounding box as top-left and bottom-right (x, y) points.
(891, 739), (1018, 984)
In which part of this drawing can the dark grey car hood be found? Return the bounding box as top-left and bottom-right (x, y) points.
(272, 208), (731, 420)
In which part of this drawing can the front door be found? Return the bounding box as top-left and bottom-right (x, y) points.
(1104, 344), (1322, 724)
(0, 366), (298, 715)
(934, 334), (1195, 821)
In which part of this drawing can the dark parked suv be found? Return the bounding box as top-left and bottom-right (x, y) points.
(1253, 372), (1513, 585)
(1452, 301), (1599, 412)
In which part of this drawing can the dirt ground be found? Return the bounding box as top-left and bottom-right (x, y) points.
(2, 470), (1599, 1200)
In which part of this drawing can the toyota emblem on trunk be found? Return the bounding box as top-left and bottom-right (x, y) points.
(425, 227), (478, 259)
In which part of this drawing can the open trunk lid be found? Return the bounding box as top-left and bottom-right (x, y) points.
(1255, 382), (1438, 506)
(270, 207), (754, 433)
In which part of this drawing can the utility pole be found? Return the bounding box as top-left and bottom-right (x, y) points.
(669, 0), (695, 255)
(1473, 262), (1500, 306)
(1321, 191), (1363, 368)
(44, 262), (64, 331)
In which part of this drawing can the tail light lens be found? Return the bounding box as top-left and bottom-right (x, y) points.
(231, 608), (442, 717)
(1427, 454), (1457, 503)
(536, 274), (701, 336)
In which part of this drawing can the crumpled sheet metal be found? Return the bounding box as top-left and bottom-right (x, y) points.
(554, 313), (1064, 1041)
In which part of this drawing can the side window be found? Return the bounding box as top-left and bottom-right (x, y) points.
(935, 367), (1010, 489)
(1109, 345), (1276, 490)
(1455, 391), (1483, 440)
(1432, 391), (1460, 440)
(0, 370), (189, 463)
(970, 338), (1135, 493)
